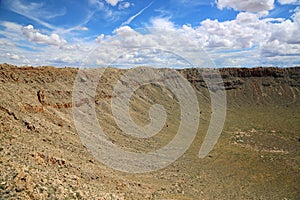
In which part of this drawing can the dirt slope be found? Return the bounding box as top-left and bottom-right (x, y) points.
(0, 63), (299, 199)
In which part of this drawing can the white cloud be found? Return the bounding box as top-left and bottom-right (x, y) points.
(0, 21), (24, 43)
(0, 40), (14, 47)
(87, 0), (115, 22)
(75, 27), (89, 31)
(198, 12), (269, 49)
(105, 0), (122, 6)
(22, 25), (67, 46)
(60, 44), (81, 51)
(118, 2), (131, 9)
(198, 11), (300, 65)
(6, 53), (20, 60)
(260, 16), (300, 57)
(2, 0), (66, 20)
(2, 0), (59, 30)
(2, 0), (104, 36)
(278, 0), (300, 4)
(150, 17), (175, 30)
(0, 21), (23, 32)
(23, 59), (30, 64)
(1, 7), (300, 68)
(103, 11), (300, 67)
(217, 0), (274, 12)
(95, 34), (105, 43)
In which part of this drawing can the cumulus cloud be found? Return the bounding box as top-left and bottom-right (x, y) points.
(260, 12), (300, 57)
(22, 25), (67, 46)
(2, 4), (300, 67)
(150, 17), (175, 30)
(199, 11), (300, 64)
(96, 10), (300, 67)
(87, 24), (208, 67)
(217, 0), (274, 12)
(198, 12), (269, 49)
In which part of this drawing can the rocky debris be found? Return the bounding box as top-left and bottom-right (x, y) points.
(231, 129), (292, 154)
(37, 90), (73, 109)
(24, 121), (36, 131)
(30, 152), (67, 166)
(96, 90), (113, 100)
(22, 103), (45, 113)
(37, 90), (45, 105)
(0, 63), (299, 199)
(0, 105), (19, 121)
(223, 79), (244, 90)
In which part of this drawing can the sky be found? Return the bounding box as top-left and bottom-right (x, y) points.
(0, 0), (300, 68)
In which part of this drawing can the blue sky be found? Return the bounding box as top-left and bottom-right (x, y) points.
(0, 0), (300, 67)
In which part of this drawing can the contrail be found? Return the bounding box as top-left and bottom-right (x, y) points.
(121, 1), (154, 26)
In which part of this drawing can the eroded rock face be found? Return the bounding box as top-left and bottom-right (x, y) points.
(179, 66), (300, 92)
(0, 63), (299, 95)
(220, 67), (300, 90)
(221, 67), (287, 78)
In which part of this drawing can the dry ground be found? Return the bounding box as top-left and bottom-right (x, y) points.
(0, 64), (299, 199)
